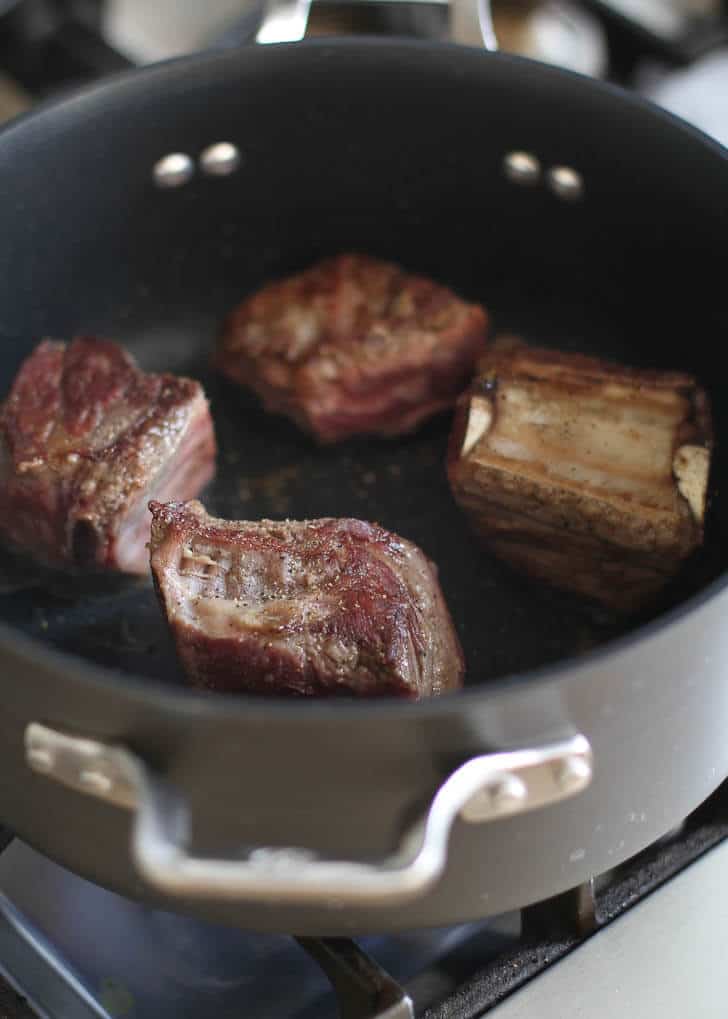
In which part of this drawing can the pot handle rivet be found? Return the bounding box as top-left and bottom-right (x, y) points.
(546, 165), (584, 201)
(503, 151), (541, 185)
(490, 772), (528, 808)
(26, 747), (54, 772)
(555, 754), (593, 792)
(152, 152), (194, 189)
(79, 769), (113, 795)
(199, 143), (242, 177)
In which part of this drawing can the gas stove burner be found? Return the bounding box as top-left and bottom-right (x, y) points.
(0, 784), (726, 1018)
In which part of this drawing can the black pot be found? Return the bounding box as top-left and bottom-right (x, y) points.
(0, 33), (726, 934)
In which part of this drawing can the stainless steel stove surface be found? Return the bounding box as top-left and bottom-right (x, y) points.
(495, 838), (728, 1019)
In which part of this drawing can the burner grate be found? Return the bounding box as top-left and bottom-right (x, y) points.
(422, 784), (728, 1018)
(0, 785), (726, 1019)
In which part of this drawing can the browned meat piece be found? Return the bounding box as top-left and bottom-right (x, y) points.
(216, 253), (488, 443)
(0, 337), (216, 574)
(149, 500), (464, 697)
(447, 339), (712, 611)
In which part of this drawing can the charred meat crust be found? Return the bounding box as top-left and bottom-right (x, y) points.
(149, 500), (464, 698)
(447, 339), (713, 611)
(0, 337), (217, 573)
(216, 253), (488, 444)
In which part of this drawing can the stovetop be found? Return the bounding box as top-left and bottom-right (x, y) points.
(494, 837), (728, 1018)
(1, 784), (727, 1018)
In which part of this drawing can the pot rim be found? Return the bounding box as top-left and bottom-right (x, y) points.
(1, 38), (726, 725)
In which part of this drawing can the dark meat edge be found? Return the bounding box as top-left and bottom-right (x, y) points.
(149, 503), (465, 698)
(215, 254), (488, 444)
(112, 400), (217, 574)
(217, 311), (486, 444)
(447, 342), (713, 612)
(0, 338), (218, 575)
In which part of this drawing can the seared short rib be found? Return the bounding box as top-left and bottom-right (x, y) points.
(447, 339), (712, 611)
(149, 500), (464, 697)
(0, 337), (216, 574)
(216, 253), (488, 443)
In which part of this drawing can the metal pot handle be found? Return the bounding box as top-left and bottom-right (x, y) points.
(25, 722), (591, 907)
(255, 0), (498, 50)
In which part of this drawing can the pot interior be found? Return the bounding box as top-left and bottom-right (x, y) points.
(0, 41), (725, 694)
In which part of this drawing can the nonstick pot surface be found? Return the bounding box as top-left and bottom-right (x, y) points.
(0, 42), (726, 696)
(1, 286), (725, 693)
